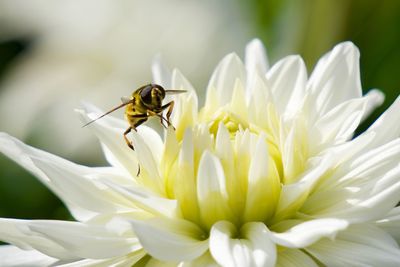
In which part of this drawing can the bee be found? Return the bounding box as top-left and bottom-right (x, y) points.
(83, 83), (186, 150)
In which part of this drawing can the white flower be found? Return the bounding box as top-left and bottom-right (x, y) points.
(0, 0), (250, 157)
(1, 39), (400, 266)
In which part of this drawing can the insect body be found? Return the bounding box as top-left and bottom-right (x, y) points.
(83, 83), (186, 150)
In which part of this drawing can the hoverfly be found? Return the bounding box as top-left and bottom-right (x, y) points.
(83, 83), (186, 151)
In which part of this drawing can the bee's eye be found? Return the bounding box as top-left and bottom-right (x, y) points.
(140, 85), (153, 104)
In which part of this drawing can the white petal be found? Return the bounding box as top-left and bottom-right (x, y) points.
(246, 73), (273, 128)
(206, 53), (246, 107)
(276, 249), (318, 267)
(245, 39), (269, 100)
(76, 106), (139, 176)
(152, 54), (172, 89)
(130, 130), (164, 194)
(303, 139), (400, 222)
(20, 220), (139, 259)
(361, 89), (384, 121)
(144, 257), (180, 267)
(197, 151), (235, 228)
(273, 155), (333, 222)
(175, 128), (200, 222)
(376, 207), (400, 244)
(215, 123), (242, 217)
(267, 55), (307, 116)
(366, 96), (400, 148)
(307, 42), (362, 116)
(270, 219), (348, 248)
(0, 132), (113, 221)
(310, 96), (373, 153)
(170, 69), (198, 140)
(0, 218), (76, 260)
(306, 224), (400, 267)
(31, 157), (132, 214)
(209, 221), (276, 267)
(180, 252), (219, 267)
(58, 250), (146, 267)
(104, 181), (180, 218)
(0, 218), (139, 260)
(245, 38), (269, 75)
(171, 68), (197, 95)
(0, 245), (58, 267)
(243, 135), (280, 222)
(131, 218), (208, 261)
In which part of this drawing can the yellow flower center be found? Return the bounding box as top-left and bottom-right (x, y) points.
(207, 109), (248, 136)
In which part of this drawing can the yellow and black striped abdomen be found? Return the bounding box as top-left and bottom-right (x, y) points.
(124, 96), (149, 129)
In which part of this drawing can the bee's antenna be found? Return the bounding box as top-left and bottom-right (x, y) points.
(82, 100), (133, 127)
(165, 90), (187, 95)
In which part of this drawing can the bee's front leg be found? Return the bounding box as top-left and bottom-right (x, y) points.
(147, 110), (169, 129)
(161, 101), (175, 129)
(123, 127), (134, 150)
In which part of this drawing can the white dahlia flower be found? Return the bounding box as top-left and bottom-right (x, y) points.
(1, 39), (400, 266)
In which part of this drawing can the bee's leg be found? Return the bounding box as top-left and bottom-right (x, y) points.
(147, 110), (169, 129)
(161, 101), (175, 129)
(124, 124), (141, 176)
(136, 163), (141, 177)
(123, 127), (134, 150)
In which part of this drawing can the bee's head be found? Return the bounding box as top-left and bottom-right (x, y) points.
(139, 84), (166, 105)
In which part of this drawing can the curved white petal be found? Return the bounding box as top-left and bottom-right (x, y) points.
(205, 53), (246, 107)
(267, 55), (307, 117)
(215, 123), (242, 217)
(31, 157), (132, 214)
(376, 207), (400, 245)
(307, 42), (362, 116)
(144, 257), (180, 267)
(306, 224), (400, 267)
(310, 95), (376, 154)
(0, 219), (139, 260)
(131, 218), (208, 262)
(174, 128), (200, 222)
(0, 245), (58, 267)
(365, 96), (400, 148)
(245, 39), (269, 100)
(0, 132), (122, 221)
(243, 135), (280, 222)
(171, 69), (198, 140)
(104, 181), (180, 218)
(0, 219), (140, 260)
(361, 89), (384, 121)
(246, 73), (273, 128)
(180, 252), (220, 267)
(152, 54), (172, 89)
(245, 38), (269, 75)
(276, 249), (318, 267)
(303, 139), (400, 222)
(130, 130), (164, 194)
(197, 151), (235, 228)
(270, 219), (348, 248)
(76, 106), (139, 176)
(273, 155), (333, 222)
(209, 221), (276, 267)
(58, 250), (146, 267)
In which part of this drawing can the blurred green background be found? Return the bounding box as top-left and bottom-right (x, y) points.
(0, 0), (399, 221)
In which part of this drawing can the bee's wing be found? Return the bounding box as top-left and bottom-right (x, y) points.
(121, 96), (131, 104)
(165, 90), (187, 95)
